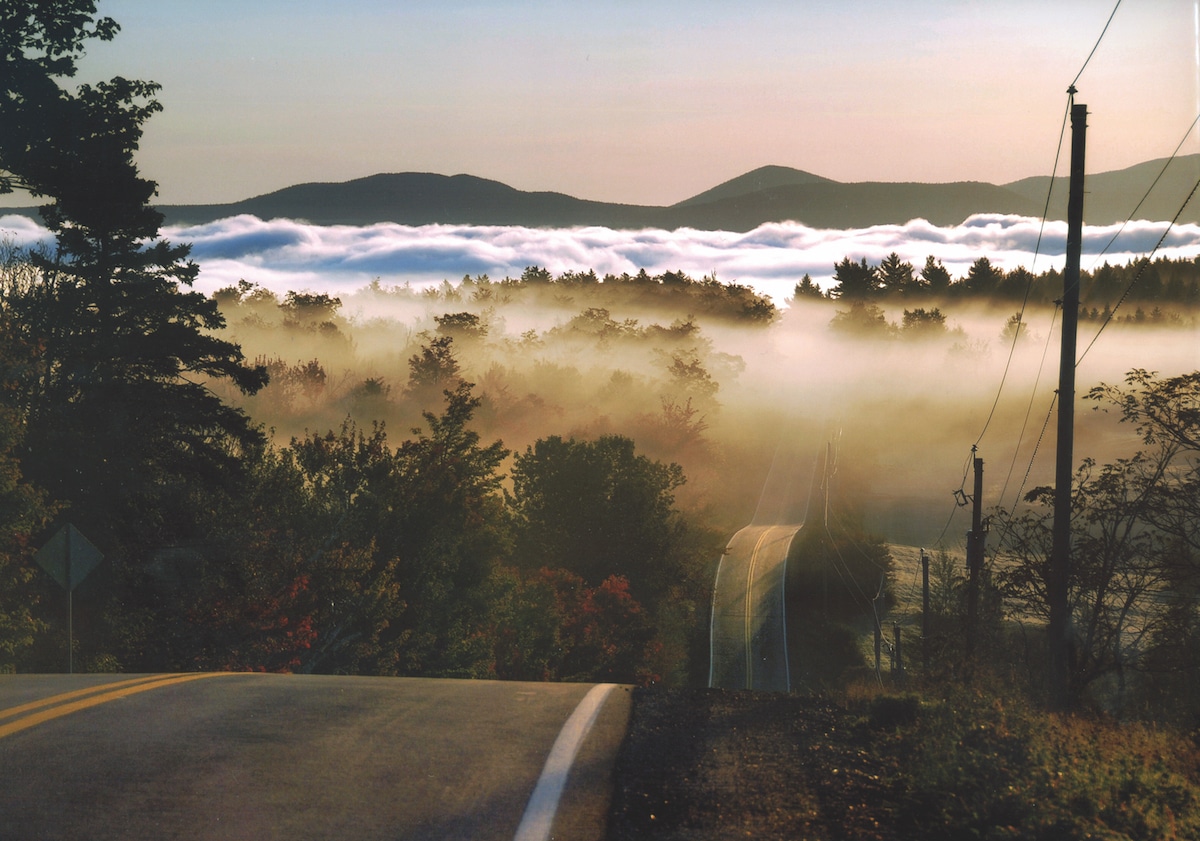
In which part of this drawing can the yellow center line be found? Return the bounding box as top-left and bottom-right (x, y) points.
(0, 673), (235, 740)
(745, 526), (774, 689)
(0, 674), (184, 723)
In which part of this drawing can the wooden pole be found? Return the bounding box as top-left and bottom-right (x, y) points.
(1050, 95), (1087, 710)
(966, 451), (984, 659)
(874, 618), (882, 680)
(893, 623), (903, 685)
(873, 574), (885, 681)
(921, 548), (930, 670)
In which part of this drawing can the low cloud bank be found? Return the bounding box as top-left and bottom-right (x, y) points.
(3, 213), (1198, 305)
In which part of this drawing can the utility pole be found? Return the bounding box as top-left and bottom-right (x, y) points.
(1050, 93), (1087, 710)
(921, 548), (930, 670)
(966, 449), (985, 658)
(823, 441), (830, 610)
(873, 609), (882, 681)
(892, 623), (903, 685)
(873, 574), (884, 681)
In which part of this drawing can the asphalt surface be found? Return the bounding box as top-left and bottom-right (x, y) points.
(709, 523), (801, 691)
(0, 673), (632, 841)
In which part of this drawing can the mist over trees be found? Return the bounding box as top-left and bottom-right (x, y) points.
(8, 227), (1199, 702)
(816, 251), (1200, 322)
(4, 2), (1200, 726)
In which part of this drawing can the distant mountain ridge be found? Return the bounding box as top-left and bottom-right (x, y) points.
(171, 173), (662, 229)
(1003, 155), (1200, 227)
(671, 165), (836, 208)
(8, 156), (1199, 231)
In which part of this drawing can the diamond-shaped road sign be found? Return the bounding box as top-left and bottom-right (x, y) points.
(35, 524), (104, 591)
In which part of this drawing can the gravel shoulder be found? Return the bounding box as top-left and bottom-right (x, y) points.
(607, 687), (901, 841)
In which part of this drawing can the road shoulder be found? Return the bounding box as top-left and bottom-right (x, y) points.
(549, 683), (633, 841)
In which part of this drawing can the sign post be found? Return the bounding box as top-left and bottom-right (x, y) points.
(35, 524), (104, 673)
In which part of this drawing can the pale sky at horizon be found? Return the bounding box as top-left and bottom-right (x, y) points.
(15, 0), (1200, 207)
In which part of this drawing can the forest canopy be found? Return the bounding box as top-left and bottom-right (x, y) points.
(3, 2), (1200, 723)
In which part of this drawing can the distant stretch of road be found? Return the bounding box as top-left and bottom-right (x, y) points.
(0, 672), (631, 841)
(709, 523), (802, 691)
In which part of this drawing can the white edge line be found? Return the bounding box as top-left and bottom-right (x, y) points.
(780, 526), (801, 693)
(708, 547), (728, 688)
(512, 682), (618, 841)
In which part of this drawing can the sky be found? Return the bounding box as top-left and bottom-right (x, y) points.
(18, 0), (1199, 207)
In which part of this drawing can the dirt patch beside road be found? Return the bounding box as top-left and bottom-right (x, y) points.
(607, 687), (901, 841)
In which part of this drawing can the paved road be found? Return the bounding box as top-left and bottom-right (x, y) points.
(709, 524), (801, 691)
(708, 442), (820, 691)
(0, 673), (631, 841)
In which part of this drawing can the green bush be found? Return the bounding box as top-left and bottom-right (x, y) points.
(875, 689), (1200, 840)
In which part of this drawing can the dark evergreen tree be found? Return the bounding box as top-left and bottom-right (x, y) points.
(830, 301), (893, 337)
(959, 256), (1003, 297)
(0, 299), (56, 669)
(0, 2), (269, 667)
(830, 257), (880, 300)
(999, 266), (1036, 301)
(405, 334), (462, 408)
(878, 252), (916, 297)
(1086, 261), (1123, 306)
(792, 273), (826, 300)
(1, 2), (267, 542)
(900, 307), (948, 338)
(919, 255), (952, 296)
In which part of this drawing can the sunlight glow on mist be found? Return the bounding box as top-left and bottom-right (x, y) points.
(3, 214), (1199, 306)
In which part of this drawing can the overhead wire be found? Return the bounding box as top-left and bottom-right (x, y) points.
(929, 93), (1072, 554)
(1076, 175), (1200, 366)
(829, 508), (891, 574)
(974, 0), (1119, 455)
(1013, 393), (1058, 511)
(984, 1), (1190, 560)
(1070, 0), (1123, 89)
(926, 0), (1123, 563)
(974, 0), (1120, 469)
(930, 447), (976, 549)
(1088, 113), (1200, 270)
(968, 96), (1070, 452)
(823, 519), (874, 608)
(996, 303), (1062, 508)
(815, 433), (880, 611)
(987, 391), (1059, 565)
(940, 0), (1126, 554)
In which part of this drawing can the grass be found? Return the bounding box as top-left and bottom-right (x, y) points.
(850, 682), (1200, 840)
(774, 543), (1200, 838)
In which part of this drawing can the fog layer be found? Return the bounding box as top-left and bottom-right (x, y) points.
(200, 267), (1200, 554)
(6, 213), (1200, 306)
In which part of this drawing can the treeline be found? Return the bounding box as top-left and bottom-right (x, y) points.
(796, 252), (1200, 316)
(207, 277), (739, 479)
(0, 10), (723, 682)
(0, 253), (721, 680)
(365, 265), (778, 324)
(899, 370), (1200, 720)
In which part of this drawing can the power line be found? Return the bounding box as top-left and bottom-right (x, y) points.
(1011, 393), (1058, 515)
(1077, 174), (1200, 366)
(931, 501), (960, 551)
(971, 95), (1072, 450)
(937, 95), (1071, 552)
(1089, 112), (1200, 270)
(986, 391), (1057, 567)
(929, 447), (975, 552)
(1033, 98), (1075, 273)
(1071, 0), (1123, 89)
(978, 0), (1119, 479)
(996, 303), (1061, 507)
